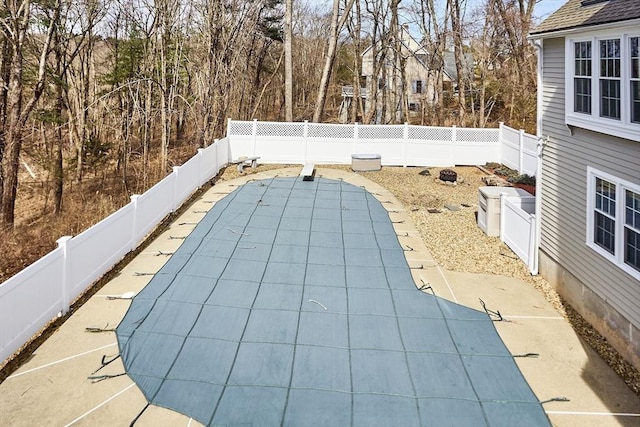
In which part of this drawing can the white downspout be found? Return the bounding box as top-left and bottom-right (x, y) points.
(531, 37), (545, 275)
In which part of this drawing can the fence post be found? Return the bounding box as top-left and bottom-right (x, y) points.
(500, 193), (507, 241)
(57, 236), (72, 315)
(498, 122), (504, 164)
(226, 117), (232, 138)
(130, 195), (140, 250)
(252, 119), (258, 157)
(403, 122), (409, 167)
(528, 214), (537, 274)
(172, 166), (180, 212)
(197, 148), (205, 186)
(519, 129), (525, 175)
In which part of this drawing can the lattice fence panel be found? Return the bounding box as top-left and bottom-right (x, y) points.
(358, 125), (404, 140)
(407, 126), (453, 141)
(456, 128), (500, 142)
(228, 121), (254, 136)
(308, 123), (355, 139)
(256, 122), (304, 137)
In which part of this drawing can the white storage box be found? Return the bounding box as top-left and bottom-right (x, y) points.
(351, 154), (381, 171)
(477, 186), (534, 237)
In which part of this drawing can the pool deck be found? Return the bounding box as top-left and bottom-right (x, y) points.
(1, 167), (639, 427)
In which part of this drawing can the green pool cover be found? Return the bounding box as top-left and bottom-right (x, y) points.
(116, 176), (550, 426)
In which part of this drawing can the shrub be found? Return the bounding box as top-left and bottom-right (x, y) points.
(508, 174), (536, 185)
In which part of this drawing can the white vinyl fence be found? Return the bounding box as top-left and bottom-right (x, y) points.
(500, 195), (537, 274)
(1, 120), (541, 365)
(227, 119), (538, 176)
(499, 125), (538, 177)
(0, 139), (229, 363)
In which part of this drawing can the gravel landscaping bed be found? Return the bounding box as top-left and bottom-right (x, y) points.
(219, 163), (640, 397)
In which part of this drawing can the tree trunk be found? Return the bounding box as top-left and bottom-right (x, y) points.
(349, 0), (363, 122)
(284, 0), (293, 121)
(450, 0), (466, 124)
(1, 0), (58, 227)
(53, 36), (64, 215)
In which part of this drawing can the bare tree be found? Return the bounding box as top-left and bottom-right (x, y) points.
(489, 0), (537, 127)
(312, 0), (356, 123)
(449, 0), (467, 123)
(0, 0), (60, 226)
(346, 0), (364, 122)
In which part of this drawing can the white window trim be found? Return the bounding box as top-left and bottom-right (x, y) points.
(586, 167), (640, 280)
(565, 25), (640, 142)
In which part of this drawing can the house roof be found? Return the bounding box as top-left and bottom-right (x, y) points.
(530, 0), (640, 35)
(361, 26), (426, 60)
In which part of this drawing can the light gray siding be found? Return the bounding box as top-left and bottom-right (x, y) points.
(540, 37), (640, 328)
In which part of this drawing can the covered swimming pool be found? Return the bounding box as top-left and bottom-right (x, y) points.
(116, 176), (550, 426)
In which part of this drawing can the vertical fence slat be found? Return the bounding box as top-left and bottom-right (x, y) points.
(252, 119), (258, 156)
(403, 122), (408, 167)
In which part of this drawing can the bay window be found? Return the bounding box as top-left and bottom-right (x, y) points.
(566, 30), (640, 141)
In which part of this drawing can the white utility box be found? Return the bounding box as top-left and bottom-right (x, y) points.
(351, 154), (381, 171)
(477, 186), (535, 237)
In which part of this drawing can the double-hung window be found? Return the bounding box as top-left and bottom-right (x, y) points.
(566, 28), (640, 141)
(632, 36), (640, 123)
(599, 39), (621, 119)
(575, 41), (592, 114)
(412, 80), (423, 94)
(587, 167), (640, 278)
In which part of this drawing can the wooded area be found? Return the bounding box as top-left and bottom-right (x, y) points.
(0, 0), (537, 279)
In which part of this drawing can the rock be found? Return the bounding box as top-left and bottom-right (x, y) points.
(482, 174), (510, 186)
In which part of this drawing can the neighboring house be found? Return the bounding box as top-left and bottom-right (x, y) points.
(530, 0), (640, 369)
(360, 25), (457, 123)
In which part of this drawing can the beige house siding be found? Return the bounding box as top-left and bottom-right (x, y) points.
(360, 27), (450, 122)
(539, 37), (640, 367)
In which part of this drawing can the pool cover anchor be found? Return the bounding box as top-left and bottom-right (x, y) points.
(88, 372), (126, 383)
(90, 353), (121, 375)
(479, 298), (503, 321)
(88, 353), (126, 383)
(155, 251), (174, 257)
(418, 279), (434, 294)
(85, 325), (116, 333)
